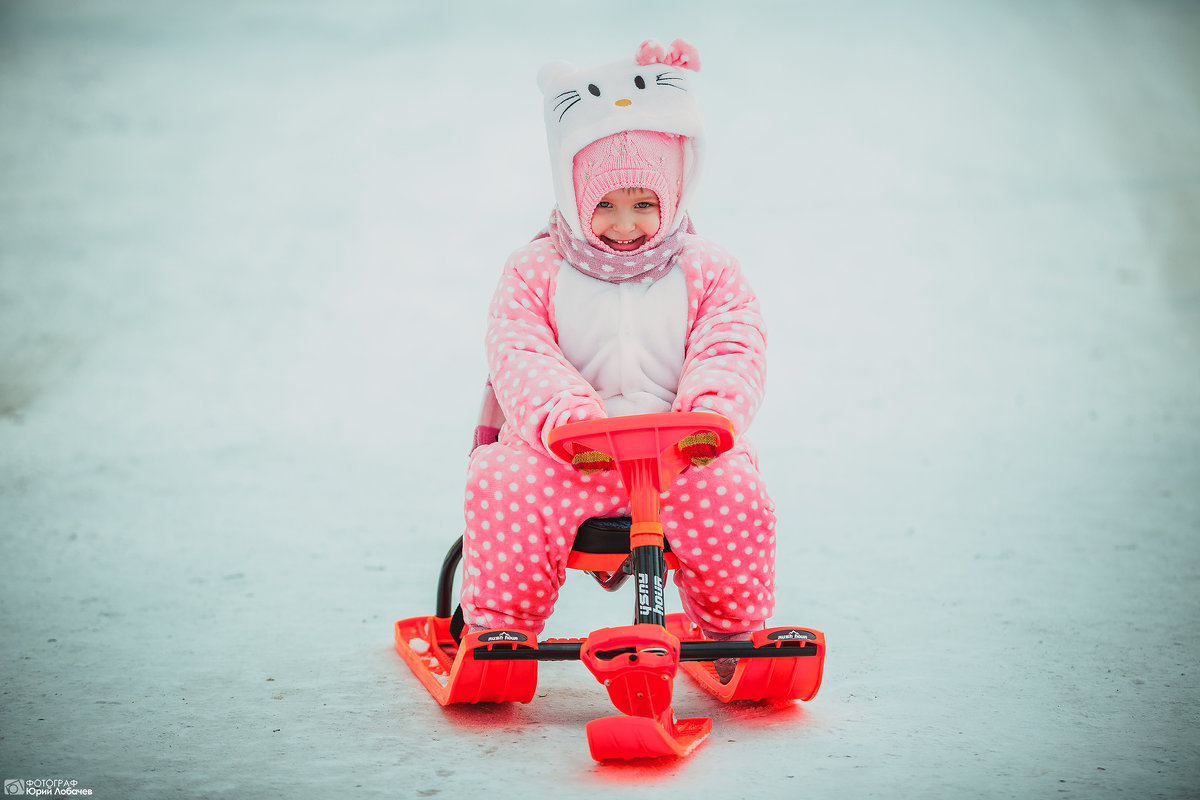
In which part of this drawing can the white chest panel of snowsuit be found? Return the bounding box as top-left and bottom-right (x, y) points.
(554, 265), (687, 417)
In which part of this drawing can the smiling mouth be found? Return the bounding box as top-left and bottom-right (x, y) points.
(601, 235), (646, 252)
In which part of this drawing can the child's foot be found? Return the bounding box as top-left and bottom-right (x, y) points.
(714, 657), (737, 684)
(702, 627), (761, 685)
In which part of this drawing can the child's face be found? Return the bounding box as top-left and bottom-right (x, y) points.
(590, 187), (660, 252)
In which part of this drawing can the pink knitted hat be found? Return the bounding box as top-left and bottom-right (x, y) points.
(572, 130), (685, 253)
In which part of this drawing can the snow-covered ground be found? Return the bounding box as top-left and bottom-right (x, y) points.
(2, 1), (1198, 797)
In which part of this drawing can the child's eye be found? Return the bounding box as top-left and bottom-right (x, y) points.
(596, 201), (613, 208)
(634, 75), (646, 90)
(588, 84), (601, 97)
(634, 201), (655, 209)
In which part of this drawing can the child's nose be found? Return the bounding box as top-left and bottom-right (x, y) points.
(613, 213), (637, 231)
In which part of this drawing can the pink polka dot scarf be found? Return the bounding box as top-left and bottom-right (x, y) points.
(544, 208), (695, 285)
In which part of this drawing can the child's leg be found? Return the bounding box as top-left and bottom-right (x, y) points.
(661, 442), (777, 635)
(460, 431), (628, 635)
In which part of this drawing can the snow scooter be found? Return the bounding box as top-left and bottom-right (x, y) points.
(394, 411), (825, 760)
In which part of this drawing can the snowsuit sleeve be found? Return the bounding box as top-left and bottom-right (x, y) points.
(673, 241), (767, 436)
(485, 239), (607, 458)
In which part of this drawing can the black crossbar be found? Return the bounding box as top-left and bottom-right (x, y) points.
(470, 640), (819, 662)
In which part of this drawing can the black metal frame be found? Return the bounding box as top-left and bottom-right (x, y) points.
(434, 517), (817, 663)
(435, 516), (667, 619)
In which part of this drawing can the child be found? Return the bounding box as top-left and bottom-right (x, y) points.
(461, 40), (775, 673)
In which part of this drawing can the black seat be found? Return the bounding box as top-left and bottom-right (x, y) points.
(571, 516), (673, 555)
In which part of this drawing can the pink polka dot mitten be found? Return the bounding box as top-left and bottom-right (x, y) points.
(677, 431), (720, 466)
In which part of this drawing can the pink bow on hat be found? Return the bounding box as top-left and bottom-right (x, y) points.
(635, 38), (701, 72)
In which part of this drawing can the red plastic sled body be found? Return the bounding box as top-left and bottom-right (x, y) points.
(393, 412), (826, 761)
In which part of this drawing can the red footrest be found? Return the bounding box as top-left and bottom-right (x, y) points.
(665, 613), (826, 703)
(395, 617), (538, 705)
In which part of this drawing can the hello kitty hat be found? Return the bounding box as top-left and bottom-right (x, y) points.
(538, 39), (704, 242)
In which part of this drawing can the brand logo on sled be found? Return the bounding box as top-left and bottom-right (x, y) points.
(478, 631), (528, 642)
(767, 629), (816, 641)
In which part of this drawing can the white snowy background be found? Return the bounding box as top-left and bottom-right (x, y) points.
(2, 1), (1198, 797)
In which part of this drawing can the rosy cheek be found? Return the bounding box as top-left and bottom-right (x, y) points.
(591, 212), (610, 237)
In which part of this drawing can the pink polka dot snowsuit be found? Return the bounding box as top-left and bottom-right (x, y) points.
(461, 234), (777, 635)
